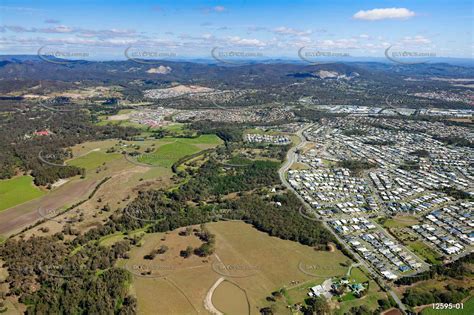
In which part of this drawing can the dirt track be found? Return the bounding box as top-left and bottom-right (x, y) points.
(0, 178), (96, 237)
(204, 277), (224, 315)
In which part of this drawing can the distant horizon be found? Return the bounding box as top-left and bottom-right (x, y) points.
(2, 53), (473, 67)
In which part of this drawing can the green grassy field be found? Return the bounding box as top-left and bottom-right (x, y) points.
(175, 134), (222, 145)
(335, 279), (387, 315)
(96, 119), (148, 130)
(349, 267), (370, 283)
(421, 297), (474, 315)
(137, 141), (201, 168)
(382, 215), (419, 228)
(0, 176), (46, 211)
(408, 241), (443, 265)
(162, 123), (186, 134)
(136, 135), (222, 168)
(68, 151), (122, 170)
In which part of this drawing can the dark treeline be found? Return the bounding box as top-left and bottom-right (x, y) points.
(338, 159), (376, 174)
(439, 186), (474, 201)
(0, 236), (136, 314)
(395, 253), (473, 286)
(190, 121), (244, 142)
(434, 135), (474, 148)
(168, 159), (281, 202)
(231, 193), (336, 247)
(402, 284), (470, 307)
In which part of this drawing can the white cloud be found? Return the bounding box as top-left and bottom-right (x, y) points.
(318, 38), (359, 49)
(3, 24), (137, 38)
(353, 8), (415, 21)
(227, 36), (266, 47)
(401, 35), (431, 45)
(43, 25), (74, 33)
(273, 26), (312, 36)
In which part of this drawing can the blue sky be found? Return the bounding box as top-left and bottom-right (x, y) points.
(0, 0), (472, 60)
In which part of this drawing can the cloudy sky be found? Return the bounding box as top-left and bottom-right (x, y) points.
(0, 0), (472, 60)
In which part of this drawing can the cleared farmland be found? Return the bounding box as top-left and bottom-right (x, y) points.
(119, 221), (349, 314)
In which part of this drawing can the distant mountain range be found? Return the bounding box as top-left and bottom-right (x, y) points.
(0, 54), (472, 84)
(1, 54), (473, 67)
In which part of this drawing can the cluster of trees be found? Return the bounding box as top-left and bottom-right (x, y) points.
(337, 296), (398, 315)
(342, 128), (367, 136)
(402, 284), (470, 307)
(180, 246), (194, 258)
(168, 159), (281, 202)
(395, 253), (473, 285)
(180, 228), (216, 258)
(144, 245), (168, 260)
(0, 236), (135, 314)
(245, 143), (290, 161)
(179, 225), (216, 258)
(232, 193), (335, 247)
(190, 121), (244, 142)
(193, 224), (216, 257)
(338, 159), (376, 175)
(434, 135), (473, 148)
(342, 305), (376, 315)
(399, 160), (420, 171)
(410, 149), (430, 157)
(362, 139), (395, 146)
(439, 186), (473, 201)
(302, 296), (331, 315)
(261, 290), (398, 314)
